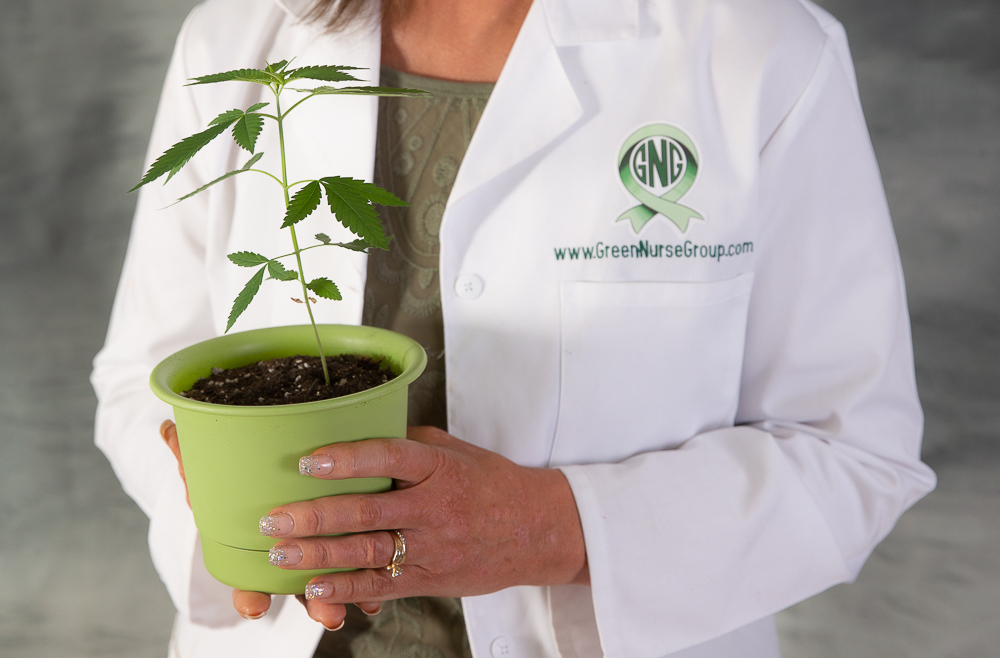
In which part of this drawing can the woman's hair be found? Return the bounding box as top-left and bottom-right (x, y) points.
(305, 0), (404, 31)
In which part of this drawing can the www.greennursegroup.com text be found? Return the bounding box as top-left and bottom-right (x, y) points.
(553, 240), (753, 262)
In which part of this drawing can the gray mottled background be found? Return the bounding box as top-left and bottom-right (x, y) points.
(0, 1), (997, 656)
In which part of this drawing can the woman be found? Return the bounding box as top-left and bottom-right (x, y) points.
(92, 0), (936, 656)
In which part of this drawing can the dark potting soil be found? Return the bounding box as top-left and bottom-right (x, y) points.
(180, 354), (396, 406)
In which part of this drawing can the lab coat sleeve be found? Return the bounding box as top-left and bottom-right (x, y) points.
(91, 4), (224, 620)
(558, 35), (936, 658)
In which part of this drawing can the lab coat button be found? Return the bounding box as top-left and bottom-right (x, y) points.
(490, 637), (511, 657)
(455, 274), (484, 299)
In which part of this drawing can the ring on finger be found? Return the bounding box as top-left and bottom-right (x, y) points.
(386, 530), (406, 578)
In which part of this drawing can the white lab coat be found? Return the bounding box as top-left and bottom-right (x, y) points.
(91, 0), (936, 656)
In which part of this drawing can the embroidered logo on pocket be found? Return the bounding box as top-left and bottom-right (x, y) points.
(617, 124), (704, 234)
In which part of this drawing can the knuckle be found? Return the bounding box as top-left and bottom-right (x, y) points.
(310, 540), (333, 568)
(355, 497), (383, 530)
(301, 506), (326, 536)
(359, 534), (386, 568)
(366, 570), (393, 598)
(381, 441), (406, 472)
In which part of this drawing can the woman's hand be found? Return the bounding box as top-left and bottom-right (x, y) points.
(159, 420), (189, 509)
(256, 426), (589, 629)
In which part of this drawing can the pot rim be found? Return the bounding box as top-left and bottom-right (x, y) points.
(150, 324), (427, 418)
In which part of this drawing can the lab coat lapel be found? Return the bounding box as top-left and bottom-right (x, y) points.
(448, 0), (584, 206)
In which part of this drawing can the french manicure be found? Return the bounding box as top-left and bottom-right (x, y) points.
(299, 455), (334, 477)
(304, 582), (329, 600)
(269, 543), (303, 567)
(360, 604), (382, 616)
(259, 513), (294, 536)
(244, 610), (267, 620)
(323, 619), (346, 632)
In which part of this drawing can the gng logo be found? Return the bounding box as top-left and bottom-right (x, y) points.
(617, 124), (704, 234)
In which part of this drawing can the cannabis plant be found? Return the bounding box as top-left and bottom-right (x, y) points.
(131, 60), (422, 385)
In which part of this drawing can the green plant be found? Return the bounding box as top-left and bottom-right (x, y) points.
(131, 60), (423, 385)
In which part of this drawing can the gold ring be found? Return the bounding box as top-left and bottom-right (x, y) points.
(386, 530), (406, 577)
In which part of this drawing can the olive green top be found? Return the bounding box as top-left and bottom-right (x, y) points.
(313, 67), (492, 658)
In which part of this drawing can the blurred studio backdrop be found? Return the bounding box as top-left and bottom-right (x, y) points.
(1, 0), (997, 656)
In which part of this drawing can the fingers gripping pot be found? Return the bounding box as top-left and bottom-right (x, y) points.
(150, 324), (426, 594)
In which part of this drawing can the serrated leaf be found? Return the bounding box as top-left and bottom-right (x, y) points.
(315, 233), (331, 244)
(267, 260), (299, 281)
(209, 109), (246, 126)
(228, 251), (269, 267)
(130, 121), (232, 192)
(306, 277), (342, 301)
(286, 65), (363, 83)
(231, 112), (265, 153)
(296, 85), (429, 98)
(171, 152), (264, 204)
(265, 60), (290, 74)
(246, 101), (270, 113)
(226, 267), (266, 332)
(321, 176), (407, 207)
(187, 68), (274, 86)
(332, 239), (372, 252)
(319, 177), (396, 249)
(281, 180), (323, 228)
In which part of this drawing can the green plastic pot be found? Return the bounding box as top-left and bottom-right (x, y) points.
(150, 324), (426, 594)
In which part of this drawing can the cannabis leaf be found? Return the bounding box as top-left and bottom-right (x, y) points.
(286, 65), (363, 83)
(228, 251), (269, 267)
(226, 267), (266, 331)
(130, 111), (243, 191)
(333, 239), (372, 252)
(319, 177), (406, 250)
(231, 111), (265, 153)
(295, 85), (428, 98)
(187, 68), (275, 86)
(267, 260), (299, 281)
(266, 60), (291, 75)
(281, 181), (323, 228)
(314, 234), (374, 252)
(306, 277), (342, 300)
(171, 152), (264, 205)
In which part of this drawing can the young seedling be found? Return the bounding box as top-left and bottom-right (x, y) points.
(131, 60), (424, 385)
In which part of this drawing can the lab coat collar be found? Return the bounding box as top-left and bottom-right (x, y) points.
(273, 0), (640, 44)
(447, 0), (585, 206)
(541, 0), (639, 45)
(273, 0), (313, 19)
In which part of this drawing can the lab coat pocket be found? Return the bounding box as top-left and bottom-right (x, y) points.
(550, 273), (755, 466)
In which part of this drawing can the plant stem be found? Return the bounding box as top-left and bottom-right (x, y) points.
(275, 86), (331, 386)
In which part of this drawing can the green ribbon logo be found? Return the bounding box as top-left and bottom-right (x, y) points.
(617, 124), (703, 233)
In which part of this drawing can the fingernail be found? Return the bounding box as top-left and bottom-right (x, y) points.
(323, 619), (346, 632)
(269, 544), (303, 567)
(244, 610), (267, 620)
(299, 455), (334, 477)
(361, 604), (381, 616)
(259, 513), (293, 536)
(305, 582), (329, 600)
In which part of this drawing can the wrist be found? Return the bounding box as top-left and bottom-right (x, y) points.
(528, 467), (589, 586)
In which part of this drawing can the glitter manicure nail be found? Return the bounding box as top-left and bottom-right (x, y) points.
(268, 544), (303, 567)
(259, 513), (293, 536)
(299, 455), (334, 477)
(304, 582), (329, 600)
